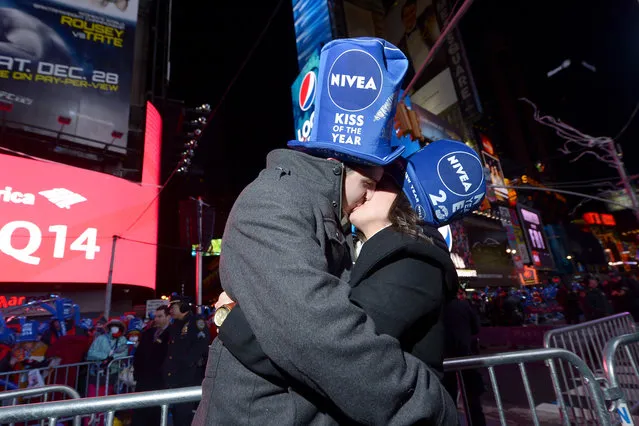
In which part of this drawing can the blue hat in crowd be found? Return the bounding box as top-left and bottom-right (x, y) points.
(389, 140), (486, 226)
(288, 37), (408, 166)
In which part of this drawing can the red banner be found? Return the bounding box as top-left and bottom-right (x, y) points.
(0, 102), (161, 289)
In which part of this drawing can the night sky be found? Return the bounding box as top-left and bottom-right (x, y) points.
(157, 0), (639, 296)
(167, 0), (639, 204)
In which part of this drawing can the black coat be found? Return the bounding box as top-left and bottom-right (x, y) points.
(349, 226), (458, 378)
(163, 313), (210, 388)
(133, 326), (169, 390)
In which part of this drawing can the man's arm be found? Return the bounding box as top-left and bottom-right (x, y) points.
(222, 184), (455, 425)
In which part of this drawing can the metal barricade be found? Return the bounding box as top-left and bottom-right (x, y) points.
(443, 347), (611, 425)
(0, 360), (99, 397)
(545, 313), (637, 373)
(544, 313), (637, 424)
(0, 386), (202, 426)
(104, 356), (135, 396)
(602, 332), (639, 426)
(0, 385), (82, 426)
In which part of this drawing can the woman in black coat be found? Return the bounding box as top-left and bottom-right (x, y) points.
(346, 176), (459, 379)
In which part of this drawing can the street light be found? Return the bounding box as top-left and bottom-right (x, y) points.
(566, 255), (573, 260)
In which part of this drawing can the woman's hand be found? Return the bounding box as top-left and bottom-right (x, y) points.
(215, 292), (236, 310)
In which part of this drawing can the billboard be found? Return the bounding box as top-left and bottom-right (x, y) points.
(518, 206), (554, 270)
(0, 0), (139, 151)
(481, 151), (508, 202)
(0, 102), (161, 289)
(292, 0), (333, 68)
(383, 0), (480, 121)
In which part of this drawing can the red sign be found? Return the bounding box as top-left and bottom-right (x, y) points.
(583, 212), (616, 227)
(480, 133), (494, 156)
(0, 102), (162, 289)
(601, 214), (616, 227)
(0, 295), (26, 308)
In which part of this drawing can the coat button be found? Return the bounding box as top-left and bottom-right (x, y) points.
(332, 201), (338, 208)
(332, 166), (341, 175)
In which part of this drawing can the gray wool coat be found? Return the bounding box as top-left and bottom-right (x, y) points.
(192, 149), (457, 426)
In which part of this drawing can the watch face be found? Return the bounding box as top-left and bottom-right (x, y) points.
(214, 306), (230, 327)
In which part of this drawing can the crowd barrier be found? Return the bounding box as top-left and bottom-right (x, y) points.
(0, 356), (135, 398)
(0, 385), (82, 426)
(544, 313), (637, 424)
(602, 332), (639, 426)
(0, 348), (611, 426)
(444, 347), (611, 426)
(5, 318), (639, 426)
(0, 386), (201, 426)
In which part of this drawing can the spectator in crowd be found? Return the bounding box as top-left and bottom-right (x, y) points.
(41, 319), (62, 346)
(582, 276), (613, 321)
(610, 274), (630, 314)
(557, 283), (581, 324)
(86, 319), (128, 396)
(443, 290), (487, 426)
(164, 295), (209, 426)
(132, 306), (171, 426)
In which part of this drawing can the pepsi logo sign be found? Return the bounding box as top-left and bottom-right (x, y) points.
(298, 71), (317, 112)
(327, 49), (383, 112)
(437, 151), (484, 197)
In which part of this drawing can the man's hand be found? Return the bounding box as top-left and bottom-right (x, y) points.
(215, 292), (236, 310)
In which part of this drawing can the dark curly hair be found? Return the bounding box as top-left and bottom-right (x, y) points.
(388, 190), (432, 243)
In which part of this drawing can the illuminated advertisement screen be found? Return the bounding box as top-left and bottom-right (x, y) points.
(292, 0), (333, 68)
(0, 0), (139, 151)
(0, 102), (161, 289)
(517, 206), (554, 270)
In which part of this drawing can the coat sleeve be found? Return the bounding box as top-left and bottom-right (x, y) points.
(222, 184), (456, 425)
(86, 335), (109, 361)
(349, 257), (444, 339)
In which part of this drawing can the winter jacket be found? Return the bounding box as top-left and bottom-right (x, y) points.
(87, 334), (128, 362)
(193, 149), (457, 426)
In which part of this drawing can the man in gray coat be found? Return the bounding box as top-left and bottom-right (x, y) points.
(193, 38), (457, 425)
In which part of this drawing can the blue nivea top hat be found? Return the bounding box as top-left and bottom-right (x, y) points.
(389, 140), (486, 226)
(288, 37), (408, 166)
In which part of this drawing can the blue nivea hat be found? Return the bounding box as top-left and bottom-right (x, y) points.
(389, 140), (486, 226)
(288, 37), (408, 166)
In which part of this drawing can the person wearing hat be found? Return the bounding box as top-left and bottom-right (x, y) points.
(204, 140), (486, 424)
(163, 295), (209, 426)
(194, 38), (460, 425)
(86, 319), (128, 396)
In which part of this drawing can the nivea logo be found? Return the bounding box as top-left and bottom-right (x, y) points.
(298, 71), (316, 112)
(437, 151), (484, 197)
(327, 49), (383, 112)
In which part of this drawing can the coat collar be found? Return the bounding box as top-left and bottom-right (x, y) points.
(349, 227), (458, 296)
(267, 149), (343, 220)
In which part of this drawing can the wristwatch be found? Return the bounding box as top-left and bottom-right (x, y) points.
(214, 303), (236, 327)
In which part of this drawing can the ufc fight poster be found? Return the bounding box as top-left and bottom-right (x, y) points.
(0, 0), (139, 151)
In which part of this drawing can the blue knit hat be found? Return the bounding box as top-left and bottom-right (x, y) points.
(389, 140), (486, 226)
(288, 37), (408, 166)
